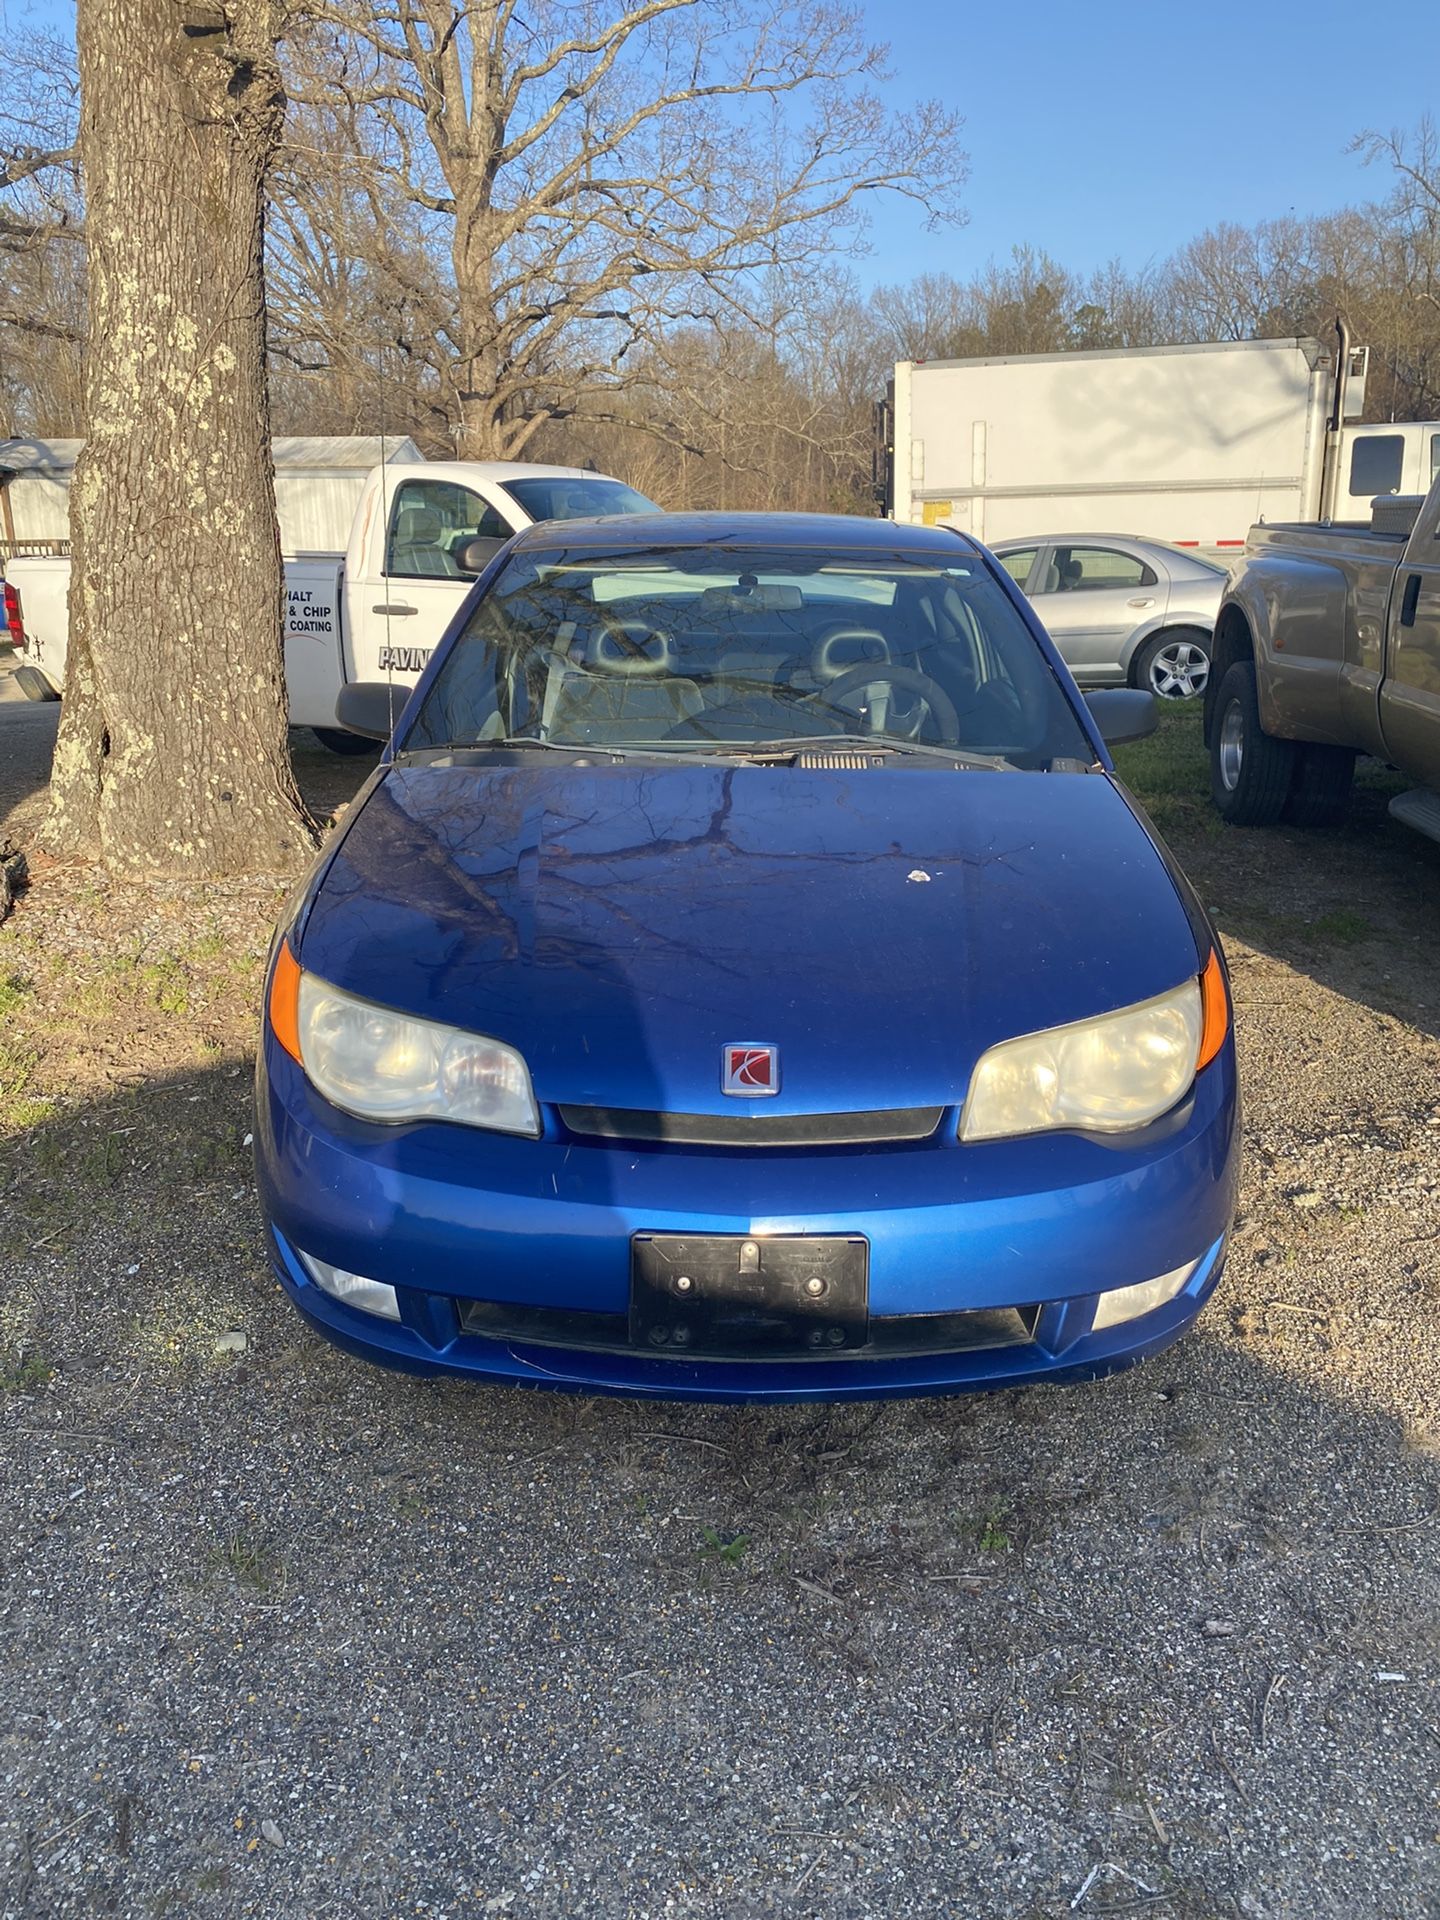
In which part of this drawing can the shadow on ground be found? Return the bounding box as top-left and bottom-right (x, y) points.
(1, 1058), (1437, 1919)
(1114, 706), (1440, 1045)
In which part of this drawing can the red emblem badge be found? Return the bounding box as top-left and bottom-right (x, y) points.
(723, 1044), (778, 1097)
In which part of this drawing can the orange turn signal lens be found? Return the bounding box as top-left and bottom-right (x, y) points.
(1196, 947), (1228, 1071)
(268, 939), (304, 1065)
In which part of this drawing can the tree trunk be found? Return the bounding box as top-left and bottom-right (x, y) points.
(46, 0), (316, 876)
(455, 376), (510, 462)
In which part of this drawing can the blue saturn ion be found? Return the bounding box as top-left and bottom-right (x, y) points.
(255, 513), (1238, 1403)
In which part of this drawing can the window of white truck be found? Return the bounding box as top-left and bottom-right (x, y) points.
(386, 480), (502, 578)
(495, 476), (654, 523)
(1349, 436), (1404, 499)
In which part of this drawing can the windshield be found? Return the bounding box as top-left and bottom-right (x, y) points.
(497, 477), (657, 523)
(403, 543), (1095, 769)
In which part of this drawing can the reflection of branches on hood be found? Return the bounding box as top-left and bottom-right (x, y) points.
(321, 784), (527, 965)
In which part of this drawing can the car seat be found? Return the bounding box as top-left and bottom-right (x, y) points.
(547, 625), (704, 743)
(390, 506), (464, 577)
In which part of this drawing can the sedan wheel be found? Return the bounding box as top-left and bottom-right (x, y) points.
(1139, 632), (1211, 699)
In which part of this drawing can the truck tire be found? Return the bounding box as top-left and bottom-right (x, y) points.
(1210, 661), (1296, 826)
(312, 726), (379, 757)
(1282, 744), (1355, 829)
(14, 665), (61, 703)
(1132, 627), (1211, 700)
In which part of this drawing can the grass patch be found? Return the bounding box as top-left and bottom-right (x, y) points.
(968, 1501), (1013, 1554)
(0, 1040), (43, 1132)
(1110, 704), (1220, 844)
(80, 1130), (127, 1187)
(1311, 908), (1373, 945)
(0, 973), (32, 1018)
(697, 1526), (750, 1568)
(1229, 905), (1376, 954)
(0, 1351), (55, 1392)
(209, 1533), (283, 1593)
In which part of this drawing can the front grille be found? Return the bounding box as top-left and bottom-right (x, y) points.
(558, 1105), (943, 1148)
(457, 1298), (1038, 1360)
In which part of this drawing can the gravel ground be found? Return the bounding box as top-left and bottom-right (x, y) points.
(1, 676), (1438, 1919)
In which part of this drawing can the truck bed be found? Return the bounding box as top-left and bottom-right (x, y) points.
(1249, 521), (1406, 554)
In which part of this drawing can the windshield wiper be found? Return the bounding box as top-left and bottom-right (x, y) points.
(395, 736), (730, 767)
(731, 734), (1018, 770)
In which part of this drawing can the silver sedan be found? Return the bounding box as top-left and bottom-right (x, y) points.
(989, 535), (1227, 699)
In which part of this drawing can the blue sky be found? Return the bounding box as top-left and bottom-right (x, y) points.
(860, 0), (1437, 288)
(7, 0), (1433, 295)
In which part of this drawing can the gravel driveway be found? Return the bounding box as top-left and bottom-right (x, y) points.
(1, 692), (1437, 1919)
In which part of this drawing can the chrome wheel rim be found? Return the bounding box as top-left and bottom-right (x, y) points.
(1149, 639), (1210, 698)
(1218, 700), (1244, 791)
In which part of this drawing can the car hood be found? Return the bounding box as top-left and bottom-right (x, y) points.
(298, 762), (1201, 1115)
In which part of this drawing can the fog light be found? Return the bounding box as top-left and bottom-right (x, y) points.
(299, 1252), (401, 1321)
(1091, 1259), (1196, 1331)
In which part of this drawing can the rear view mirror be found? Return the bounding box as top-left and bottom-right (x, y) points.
(334, 681), (412, 742)
(1085, 689), (1158, 748)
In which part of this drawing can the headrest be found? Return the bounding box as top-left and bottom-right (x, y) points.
(395, 506), (442, 542)
(590, 624), (675, 676)
(812, 624), (891, 682)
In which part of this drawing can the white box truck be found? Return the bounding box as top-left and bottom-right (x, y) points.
(877, 332), (1440, 558)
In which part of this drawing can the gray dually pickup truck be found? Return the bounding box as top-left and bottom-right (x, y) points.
(1205, 476), (1440, 840)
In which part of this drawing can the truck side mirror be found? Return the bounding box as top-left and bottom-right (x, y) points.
(456, 535), (506, 575)
(1085, 689), (1158, 747)
(334, 681), (412, 742)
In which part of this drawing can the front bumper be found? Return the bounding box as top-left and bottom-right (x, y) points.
(255, 1037), (1239, 1404)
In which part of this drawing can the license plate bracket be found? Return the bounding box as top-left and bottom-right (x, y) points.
(630, 1234), (869, 1358)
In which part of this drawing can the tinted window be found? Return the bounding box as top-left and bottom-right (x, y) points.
(405, 544), (1095, 771)
(1349, 435), (1404, 498)
(1430, 434), (1440, 486)
(387, 480), (502, 578)
(997, 547), (1038, 589)
(1050, 546), (1157, 592)
(498, 477), (657, 523)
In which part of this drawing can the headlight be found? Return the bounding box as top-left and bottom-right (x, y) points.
(961, 977), (1205, 1142)
(269, 944), (539, 1135)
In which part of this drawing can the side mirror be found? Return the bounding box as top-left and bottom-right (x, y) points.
(455, 534), (507, 575)
(334, 681), (412, 742)
(1085, 689), (1158, 747)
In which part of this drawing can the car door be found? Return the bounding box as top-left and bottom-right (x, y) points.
(1026, 544), (1166, 683)
(349, 477), (516, 687)
(1380, 529), (1440, 790)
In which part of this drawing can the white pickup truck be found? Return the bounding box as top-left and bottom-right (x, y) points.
(7, 460), (656, 750)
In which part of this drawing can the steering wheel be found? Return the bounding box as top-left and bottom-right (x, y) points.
(806, 663), (961, 744)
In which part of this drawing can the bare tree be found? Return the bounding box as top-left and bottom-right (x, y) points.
(870, 272), (982, 362)
(266, 77), (458, 446)
(46, 0), (315, 875)
(292, 0), (967, 458)
(0, 31), (86, 435)
(1350, 118), (1440, 416)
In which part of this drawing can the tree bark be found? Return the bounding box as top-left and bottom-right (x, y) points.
(46, 0), (316, 876)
